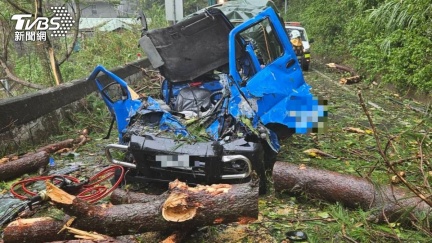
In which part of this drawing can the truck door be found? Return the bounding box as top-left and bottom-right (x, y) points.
(228, 7), (326, 137)
(88, 65), (142, 141)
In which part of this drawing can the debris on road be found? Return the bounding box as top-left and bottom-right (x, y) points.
(302, 148), (337, 158)
(3, 179), (258, 242)
(326, 63), (361, 84)
(36, 129), (90, 154)
(0, 130), (89, 181)
(342, 127), (373, 134)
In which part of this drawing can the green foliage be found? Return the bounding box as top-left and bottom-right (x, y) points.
(13, 53), (51, 86)
(146, 3), (169, 29)
(368, 0), (432, 32)
(285, 0), (432, 92)
(58, 93), (113, 141)
(3, 0), (431, 93)
(7, 29), (141, 95)
(60, 30), (141, 82)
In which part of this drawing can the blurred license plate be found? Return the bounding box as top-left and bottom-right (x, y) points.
(156, 154), (190, 167)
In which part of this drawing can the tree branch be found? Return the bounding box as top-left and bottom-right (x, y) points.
(0, 12), (12, 61)
(357, 90), (432, 207)
(5, 0), (32, 15)
(58, 0), (81, 66)
(0, 57), (45, 90)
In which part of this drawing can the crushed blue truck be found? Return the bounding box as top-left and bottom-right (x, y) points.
(88, 6), (327, 193)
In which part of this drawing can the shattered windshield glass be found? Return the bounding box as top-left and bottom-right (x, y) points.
(238, 18), (283, 67)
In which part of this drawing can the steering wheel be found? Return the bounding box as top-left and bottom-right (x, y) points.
(209, 91), (223, 105)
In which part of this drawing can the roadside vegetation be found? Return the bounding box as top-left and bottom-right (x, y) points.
(282, 0), (432, 93)
(1, 0), (430, 94)
(0, 0), (207, 98)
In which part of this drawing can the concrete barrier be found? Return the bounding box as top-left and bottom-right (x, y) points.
(0, 58), (152, 154)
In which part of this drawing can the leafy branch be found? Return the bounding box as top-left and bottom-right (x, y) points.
(357, 90), (432, 207)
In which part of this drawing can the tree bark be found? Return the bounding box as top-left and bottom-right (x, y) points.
(36, 138), (75, 154)
(110, 188), (163, 205)
(36, 131), (89, 154)
(2, 217), (74, 243)
(0, 151), (48, 180)
(272, 161), (432, 223)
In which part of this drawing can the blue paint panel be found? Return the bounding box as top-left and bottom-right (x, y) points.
(145, 97), (190, 137)
(89, 65), (142, 141)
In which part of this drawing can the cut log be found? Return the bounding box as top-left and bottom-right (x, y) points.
(2, 217), (74, 243)
(339, 75), (361, 85)
(3, 216), (120, 243)
(110, 188), (163, 205)
(0, 151), (49, 181)
(36, 138), (75, 154)
(326, 63), (357, 76)
(2, 216), (120, 243)
(37, 131), (90, 154)
(3, 181), (258, 241)
(46, 180), (257, 236)
(0, 131), (89, 169)
(325, 63), (361, 85)
(272, 161), (432, 222)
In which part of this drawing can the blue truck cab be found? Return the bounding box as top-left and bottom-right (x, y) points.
(88, 7), (326, 193)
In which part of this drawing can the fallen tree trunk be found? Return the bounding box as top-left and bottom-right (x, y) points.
(110, 188), (163, 205)
(2, 217), (74, 243)
(36, 138), (76, 154)
(4, 217), (120, 243)
(50, 180), (258, 235)
(0, 132), (89, 181)
(0, 151), (49, 181)
(272, 161), (432, 223)
(37, 130), (90, 154)
(3, 180), (258, 241)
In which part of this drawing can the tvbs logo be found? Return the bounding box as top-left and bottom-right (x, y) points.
(12, 6), (74, 41)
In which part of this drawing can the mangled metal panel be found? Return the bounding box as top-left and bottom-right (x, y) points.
(139, 8), (242, 82)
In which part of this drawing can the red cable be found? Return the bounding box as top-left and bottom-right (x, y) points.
(10, 165), (125, 203)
